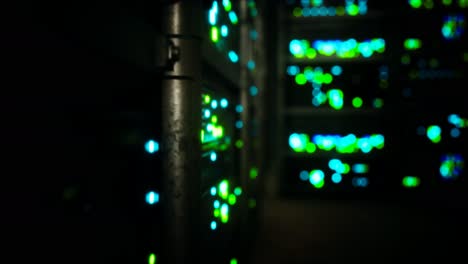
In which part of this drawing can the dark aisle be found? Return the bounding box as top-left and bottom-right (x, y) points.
(251, 198), (468, 264)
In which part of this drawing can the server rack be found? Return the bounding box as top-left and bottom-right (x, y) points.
(274, 0), (468, 202)
(49, 0), (266, 263)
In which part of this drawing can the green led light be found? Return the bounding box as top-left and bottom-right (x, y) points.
(352, 97), (363, 108)
(346, 4), (359, 16)
(148, 254), (157, 264)
(404, 38), (422, 50)
(309, 170), (325, 188)
(427, 125), (442, 143)
(228, 11), (238, 25)
(230, 258), (238, 264)
(220, 203), (229, 223)
(401, 54), (411, 65)
(429, 58), (439, 68)
(293, 38), (384, 60)
(336, 6), (346, 16)
(373, 98), (384, 109)
(211, 27), (219, 43)
(440, 154), (464, 179)
(342, 163), (350, 174)
(204, 95), (211, 104)
(295, 73), (307, 85)
(460, 0), (468, 8)
(314, 180), (324, 188)
(306, 48), (317, 59)
(443, 0), (452, 5)
(223, 0), (232, 11)
(323, 73), (333, 84)
(379, 80), (389, 89)
(293, 7), (302, 17)
(211, 115), (218, 124)
(352, 163), (369, 174)
(402, 176), (420, 188)
(228, 194), (237, 205)
(219, 180), (229, 199)
(249, 167), (259, 180)
(289, 133), (384, 154)
(306, 142), (316, 153)
(327, 89), (344, 110)
(214, 208), (220, 218)
(235, 139), (243, 148)
(424, 0), (434, 8)
(234, 187), (242, 196)
(409, 0), (423, 8)
(248, 199), (256, 208)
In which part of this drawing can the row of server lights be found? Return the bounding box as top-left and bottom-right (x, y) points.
(285, 1), (387, 192)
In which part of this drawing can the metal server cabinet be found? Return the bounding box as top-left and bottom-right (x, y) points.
(197, 0), (265, 263)
(13, 0), (266, 263)
(394, 1), (468, 203)
(275, 0), (399, 199)
(146, 1), (266, 264)
(275, 0), (468, 201)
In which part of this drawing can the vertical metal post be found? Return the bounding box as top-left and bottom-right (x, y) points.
(161, 1), (202, 264)
(239, 0), (250, 221)
(269, 3), (285, 197)
(252, 0), (266, 217)
(238, 0), (252, 261)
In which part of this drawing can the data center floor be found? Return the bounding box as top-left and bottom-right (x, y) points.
(250, 198), (468, 264)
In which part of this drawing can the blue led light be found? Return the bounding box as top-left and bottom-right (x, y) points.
(228, 11), (238, 24)
(289, 39), (303, 55)
(250, 29), (258, 40)
(210, 187), (217, 196)
(440, 154), (464, 179)
(310, 7), (318, 16)
(220, 98), (229, 108)
(289, 133), (306, 150)
(299, 170), (309, 181)
(228, 51), (239, 63)
(221, 25), (228, 37)
(145, 140), (159, 154)
(328, 159), (341, 170)
(211, 100), (218, 109)
(312, 82), (322, 89)
(209, 10), (217, 26)
(448, 114), (462, 127)
(287, 65), (300, 76)
(249, 85), (258, 96)
(309, 170), (325, 186)
(451, 128), (461, 138)
(211, 221), (217, 230)
(352, 177), (369, 187)
(416, 126), (426, 136)
(204, 109), (211, 118)
(145, 191), (159, 205)
(331, 65), (342, 76)
(352, 164), (368, 174)
(247, 60), (256, 70)
(210, 152), (217, 162)
(331, 173), (342, 183)
(235, 120), (243, 129)
(235, 104), (243, 113)
(312, 97), (321, 106)
(318, 6), (328, 16)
